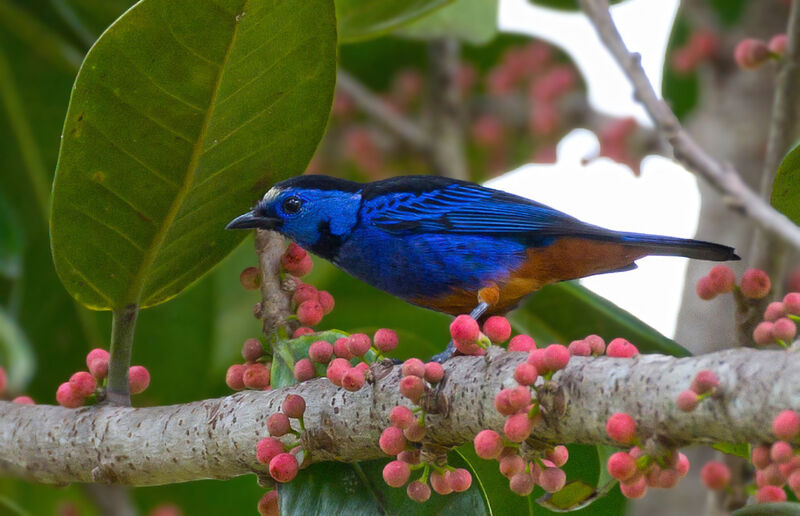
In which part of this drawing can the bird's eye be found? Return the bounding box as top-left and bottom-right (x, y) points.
(282, 196), (302, 214)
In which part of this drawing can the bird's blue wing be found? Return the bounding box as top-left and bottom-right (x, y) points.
(364, 182), (608, 238)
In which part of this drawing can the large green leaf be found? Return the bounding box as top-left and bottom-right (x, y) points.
(397, 0), (498, 45)
(0, 308), (35, 392)
(336, 0), (453, 43)
(51, 0), (337, 310)
(771, 143), (800, 227)
(511, 282), (689, 357)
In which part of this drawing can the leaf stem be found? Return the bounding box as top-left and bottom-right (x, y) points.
(107, 304), (138, 406)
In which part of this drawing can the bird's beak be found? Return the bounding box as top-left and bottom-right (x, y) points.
(225, 211), (281, 230)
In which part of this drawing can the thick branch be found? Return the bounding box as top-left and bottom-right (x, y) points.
(255, 230), (294, 338)
(0, 348), (797, 486)
(579, 0), (800, 249)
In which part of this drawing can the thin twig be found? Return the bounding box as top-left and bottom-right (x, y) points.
(579, 0), (800, 249)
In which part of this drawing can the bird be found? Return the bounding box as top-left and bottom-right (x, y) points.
(227, 174), (738, 355)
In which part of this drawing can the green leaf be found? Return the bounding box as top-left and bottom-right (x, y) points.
(396, 0), (498, 45)
(771, 143), (800, 227)
(511, 282), (689, 357)
(707, 0), (748, 26)
(50, 0), (336, 310)
(337, 0), (453, 43)
(0, 308), (35, 392)
(0, 191), (23, 279)
(661, 14), (699, 121)
(733, 502), (800, 516)
(712, 442), (750, 460)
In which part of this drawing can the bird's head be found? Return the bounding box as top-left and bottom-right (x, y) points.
(226, 175), (361, 257)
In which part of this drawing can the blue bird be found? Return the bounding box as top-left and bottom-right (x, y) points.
(227, 174), (738, 332)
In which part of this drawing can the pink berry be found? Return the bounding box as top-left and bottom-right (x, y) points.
(379, 426), (407, 455)
(430, 471), (453, 495)
(447, 468), (472, 492)
(784, 293), (800, 315)
(399, 376), (425, 403)
(282, 394), (306, 418)
(326, 358), (350, 386)
(773, 318), (797, 342)
(241, 338), (264, 361)
(771, 441), (794, 464)
(752, 445), (772, 470)
(500, 454), (526, 478)
(406, 480), (431, 503)
(483, 316), (511, 343)
(508, 334), (535, 352)
(401, 358), (425, 378)
(239, 267), (260, 290)
(708, 265), (736, 294)
(423, 362), (444, 384)
(504, 413), (533, 442)
(474, 429), (504, 459)
(382, 460), (411, 487)
(85, 348), (110, 370)
(676, 390), (699, 412)
(256, 437), (285, 464)
(607, 451), (637, 481)
(12, 396), (34, 404)
(450, 315), (480, 345)
(696, 276), (717, 300)
(656, 468), (681, 489)
(257, 491), (279, 516)
(734, 38), (770, 69)
(788, 470), (800, 491)
(333, 338), (353, 359)
(308, 341), (333, 363)
(701, 461), (730, 490)
(267, 413), (291, 436)
(765, 302), (786, 322)
(584, 334), (606, 355)
(526, 348), (546, 372)
(269, 453), (299, 483)
(691, 370), (719, 394)
(281, 243), (312, 277)
(390, 406), (415, 429)
(606, 413), (636, 444)
(769, 34), (788, 56)
(403, 422), (426, 442)
(759, 463), (784, 486)
(543, 344), (570, 371)
(754, 321), (775, 346)
(88, 358), (109, 380)
(128, 366), (150, 395)
(755, 485), (787, 503)
(292, 327), (314, 338)
(547, 445), (569, 467)
(740, 269), (771, 299)
(292, 284), (319, 305)
(496, 386), (531, 416)
(539, 467), (566, 493)
(567, 339), (591, 357)
(606, 338), (638, 358)
(243, 363), (270, 390)
(346, 334), (371, 357)
(514, 363), (538, 386)
(297, 300), (323, 326)
(317, 291), (335, 314)
(374, 329), (399, 353)
(69, 371), (97, 397)
(56, 382), (84, 408)
(620, 476), (647, 499)
(774, 410), (800, 440)
(509, 471), (535, 495)
(341, 367), (365, 391)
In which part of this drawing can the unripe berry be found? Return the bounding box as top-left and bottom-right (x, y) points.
(257, 437), (285, 464)
(397, 449), (421, 465)
(700, 461), (730, 490)
(341, 367), (365, 391)
(656, 468), (681, 489)
(773, 318), (797, 342)
(406, 480), (431, 503)
(708, 265), (736, 294)
(740, 268), (771, 299)
(404, 422), (426, 442)
(128, 366), (150, 395)
(257, 490), (279, 516)
(606, 413), (637, 444)
(769, 34), (788, 56)
(292, 327), (314, 338)
(280, 394), (305, 419)
(292, 359), (315, 382)
(474, 429), (504, 459)
(514, 363), (538, 386)
(539, 467), (566, 493)
(789, 470), (800, 492)
(676, 390), (699, 412)
(508, 334), (535, 352)
(509, 471), (535, 495)
(606, 338), (638, 358)
(607, 451), (637, 481)
(382, 460), (410, 487)
(784, 293), (800, 315)
(547, 445), (569, 467)
(239, 267), (260, 290)
(308, 341), (333, 363)
(292, 284), (319, 305)
(448, 468), (472, 492)
(317, 291), (335, 314)
(619, 476), (647, 499)
(500, 454), (526, 478)
(450, 315), (480, 345)
(267, 413), (291, 436)
(584, 334), (606, 355)
(734, 38), (770, 69)
(346, 334), (371, 357)
(755, 485), (787, 503)
(333, 338), (353, 360)
(504, 413), (533, 442)
(86, 348), (110, 370)
(483, 316), (511, 343)
(69, 371), (97, 397)
(281, 243), (312, 277)
(423, 362), (444, 384)
(268, 453), (299, 483)
(543, 344), (570, 371)
(389, 405), (415, 429)
(771, 441), (794, 464)
(56, 382), (84, 408)
(399, 376), (425, 403)
(753, 321), (775, 346)
(12, 396), (34, 404)
(379, 426), (407, 455)
(374, 329), (399, 353)
(401, 358), (425, 378)
(567, 339), (591, 357)
(243, 363), (270, 390)
(752, 445), (772, 470)
(430, 471), (453, 495)
(774, 410), (800, 440)
(526, 348), (546, 372)
(326, 358), (350, 386)
(242, 338), (264, 361)
(296, 300), (323, 326)
(695, 276), (716, 300)
(691, 370), (719, 394)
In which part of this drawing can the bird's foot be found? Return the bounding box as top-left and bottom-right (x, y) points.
(430, 340), (456, 363)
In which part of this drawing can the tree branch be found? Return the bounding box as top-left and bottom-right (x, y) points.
(579, 0), (800, 249)
(1, 348), (796, 486)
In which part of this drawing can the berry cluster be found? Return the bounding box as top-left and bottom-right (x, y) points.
(255, 394), (309, 485)
(226, 338), (272, 391)
(696, 266), (772, 300)
(734, 34), (788, 70)
(55, 349), (149, 407)
(676, 370), (720, 412)
(449, 314), (512, 355)
(746, 410), (800, 503)
(322, 330), (398, 391)
(753, 293), (800, 347)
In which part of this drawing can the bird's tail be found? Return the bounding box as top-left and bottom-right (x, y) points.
(612, 231), (740, 262)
